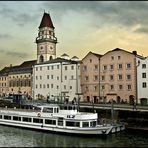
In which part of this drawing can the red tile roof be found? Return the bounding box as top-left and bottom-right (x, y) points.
(39, 12), (55, 29)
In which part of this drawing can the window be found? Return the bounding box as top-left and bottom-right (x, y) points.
(22, 117), (32, 122)
(127, 74), (131, 80)
(64, 85), (66, 89)
(102, 75), (105, 81)
(127, 85), (131, 90)
(51, 75), (53, 79)
(118, 64), (122, 69)
(13, 116), (21, 121)
(119, 85), (123, 90)
(4, 115), (11, 120)
(142, 73), (146, 78)
(51, 66), (54, 70)
(47, 75), (49, 79)
(93, 86), (97, 91)
(82, 122), (89, 127)
(110, 85), (114, 90)
(143, 82), (147, 88)
(57, 65), (59, 69)
(33, 118), (43, 123)
(118, 56), (121, 60)
(111, 56), (114, 60)
(65, 66), (67, 70)
(84, 76), (89, 81)
(66, 121), (80, 127)
(36, 84), (38, 89)
(36, 76), (38, 80)
(71, 66), (74, 70)
(65, 76), (67, 80)
(101, 85), (105, 90)
(142, 64), (146, 69)
(40, 76), (42, 80)
(57, 85), (59, 89)
(103, 65), (107, 71)
(47, 66), (50, 70)
(47, 84), (49, 88)
(51, 84), (53, 88)
(45, 119), (56, 125)
(110, 65), (114, 70)
(71, 75), (74, 80)
(118, 74), (123, 80)
(70, 86), (72, 89)
(90, 59), (92, 63)
(36, 67), (38, 71)
(110, 75), (114, 81)
(40, 67), (42, 71)
(94, 65), (98, 71)
(43, 107), (53, 113)
(94, 75), (98, 81)
(126, 63), (131, 69)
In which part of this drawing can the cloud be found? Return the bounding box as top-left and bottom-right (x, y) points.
(0, 49), (29, 58)
(0, 34), (13, 39)
(41, 1), (148, 34)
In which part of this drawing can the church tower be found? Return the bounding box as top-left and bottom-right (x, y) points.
(36, 12), (57, 63)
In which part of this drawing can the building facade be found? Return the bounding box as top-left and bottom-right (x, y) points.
(137, 56), (148, 105)
(80, 48), (139, 104)
(0, 60), (36, 98)
(33, 57), (81, 102)
(80, 52), (102, 103)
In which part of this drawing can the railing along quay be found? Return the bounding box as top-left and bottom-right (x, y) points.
(79, 102), (148, 112)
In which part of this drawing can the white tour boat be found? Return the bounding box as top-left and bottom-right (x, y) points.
(0, 104), (125, 135)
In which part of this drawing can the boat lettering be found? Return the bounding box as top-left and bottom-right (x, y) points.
(67, 115), (75, 119)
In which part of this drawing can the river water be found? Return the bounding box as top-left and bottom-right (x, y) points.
(0, 125), (147, 147)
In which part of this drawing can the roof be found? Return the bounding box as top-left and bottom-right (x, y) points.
(82, 51), (102, 61)
(20, 60), (37, 67)
(35, 57), (80, 66)
(39, 12), (55, 29)
(0, 60), (37, 76)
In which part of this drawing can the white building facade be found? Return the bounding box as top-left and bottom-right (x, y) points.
(137, 56), (148, 105)
(33, 58), (82, 102)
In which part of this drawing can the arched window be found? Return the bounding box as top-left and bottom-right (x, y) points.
(39, 55), (44, 63)
(49, 56), (53, 60)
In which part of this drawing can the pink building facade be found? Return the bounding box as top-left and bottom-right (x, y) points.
(80, 48), (137, 104)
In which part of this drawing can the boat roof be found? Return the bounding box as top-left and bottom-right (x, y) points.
(35, 104), (60, 108)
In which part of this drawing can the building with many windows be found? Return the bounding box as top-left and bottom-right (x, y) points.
(80, 48), (141, 104)
(33, 57), (81, 102)
(0, 60), (36, 98)
(137, 56), (148, 105)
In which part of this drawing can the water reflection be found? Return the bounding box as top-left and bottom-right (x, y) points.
(0, 126), (147, 147)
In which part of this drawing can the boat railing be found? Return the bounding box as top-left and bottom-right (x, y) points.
(0, 107), (40, 113)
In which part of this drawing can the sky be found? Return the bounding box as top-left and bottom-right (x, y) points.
(0, 1), (148, 69)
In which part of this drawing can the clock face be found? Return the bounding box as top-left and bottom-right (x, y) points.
(39, 46), (44, 54)
(47, 45), (54, 54)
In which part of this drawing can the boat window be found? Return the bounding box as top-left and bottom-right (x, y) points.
(90, 121), (97, 127)
(34, 106), (41, 111)
(66, 121), (80, 127)
(54, 108), (56, 113)
(58, 118), (63, 126)
(43, 107), (53, 113)
(22, 117), (32, 122)
(82, 122), (89, 127)
(33, 118), (43, 123)
(57, 108), (59, 113)
(13, 116), (21, 121)
(4, 115), (11, 120)
(45, 119), (56, 125)
(0, 115), (2, 119)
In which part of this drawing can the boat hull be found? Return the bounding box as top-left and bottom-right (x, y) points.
(0, 120), (125, 135)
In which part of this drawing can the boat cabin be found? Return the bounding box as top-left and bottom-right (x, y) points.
(33, 104), (60, 114)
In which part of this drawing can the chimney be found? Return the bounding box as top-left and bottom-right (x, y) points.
(132, 51), (137, 56)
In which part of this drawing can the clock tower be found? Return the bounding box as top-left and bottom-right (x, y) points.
(36, 12), (57, 63)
